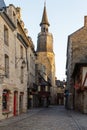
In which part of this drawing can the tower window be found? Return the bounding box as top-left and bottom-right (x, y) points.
(46, 28), (48, 32)
(43, 27), (48, 32)
(43, 28), (45, 32)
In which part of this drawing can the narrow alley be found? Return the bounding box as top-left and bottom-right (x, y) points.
(0, 106), (87, 130)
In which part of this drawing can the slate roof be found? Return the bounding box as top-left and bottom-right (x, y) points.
(0, 0), (6, 9)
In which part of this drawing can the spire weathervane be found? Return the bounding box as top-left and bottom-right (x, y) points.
(44, 0), (46, 7)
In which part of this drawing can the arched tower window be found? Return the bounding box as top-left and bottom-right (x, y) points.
(42, 27), (48, 32)
(43, 27), (45, 32)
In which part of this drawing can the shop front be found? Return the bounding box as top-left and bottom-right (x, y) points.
(38, 91), (50, 107)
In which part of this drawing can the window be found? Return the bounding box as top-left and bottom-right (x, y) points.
(4, 25), (9, 45)
(2, 89), (10, 111)
(46, 28), (48, 32)
(43, 27), (48, 32)
(5, 54), (9, 78)
(20, 46), (23, 59)
(13, 11), (16, 23)
(43, 27), (45, 32)
(41, 86), (45, 91)
(21, 67), (24, 83)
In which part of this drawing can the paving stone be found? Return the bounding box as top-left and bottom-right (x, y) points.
(0, 106), (87, 130)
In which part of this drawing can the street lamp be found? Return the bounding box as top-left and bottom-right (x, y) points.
(21, 60), (26, 68)
(15, 57), (26, 68)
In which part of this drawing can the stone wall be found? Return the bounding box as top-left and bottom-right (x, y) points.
(0, 4), (30, 120)
(66, 16), (87, 109)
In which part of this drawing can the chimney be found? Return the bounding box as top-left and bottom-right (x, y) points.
(84, 16), (87, 27)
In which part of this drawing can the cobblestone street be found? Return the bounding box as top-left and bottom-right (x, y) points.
(0, 106), (87, 130)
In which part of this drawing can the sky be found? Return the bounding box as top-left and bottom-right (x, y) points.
(5, 0), (87, 80)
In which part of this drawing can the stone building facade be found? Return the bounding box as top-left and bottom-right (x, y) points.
(0, 1), (36, 120)
(72, 63), (87, 113)
(56, 80), (65, 105)
(66, 16), (87, 111)
(36, 4), (56, 104)
(27, 38), (36, 108)
(35, 63), (51, 107)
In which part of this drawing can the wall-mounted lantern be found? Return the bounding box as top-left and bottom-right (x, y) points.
(15, 57), (26, 68)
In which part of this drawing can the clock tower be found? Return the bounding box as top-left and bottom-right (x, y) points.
(36, 4), (56, 104)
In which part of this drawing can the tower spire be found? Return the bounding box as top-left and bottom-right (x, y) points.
(40, 2), (50, 26)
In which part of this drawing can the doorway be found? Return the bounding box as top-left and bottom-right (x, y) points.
(13, 91), (18, 116)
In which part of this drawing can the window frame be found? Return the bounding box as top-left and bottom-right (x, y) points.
(4, 25), (9, 46)
(5, 54), (9, 78)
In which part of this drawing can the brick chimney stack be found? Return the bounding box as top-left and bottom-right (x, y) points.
(84, 16), (87, 27)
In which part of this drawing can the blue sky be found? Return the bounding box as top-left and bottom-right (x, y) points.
(5, 0), (87, 80)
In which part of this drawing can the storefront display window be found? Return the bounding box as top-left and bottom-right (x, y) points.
(2, 89), (9, 111)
